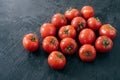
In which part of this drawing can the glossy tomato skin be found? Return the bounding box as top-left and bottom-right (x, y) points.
(60, 38), (78, 55)
(51, 13), (67, 28)
(81, 6), (94, 19)
(99, 24), (116, 39)
(40, 23), (56, 38)
(71, 17), (86, 32)
(87, 17), (102, 31)
(58, 25), (77, 39)
(22, 33), (39, 52)
(48, 51), (66, 70)
(64, 8), (80, 21)
(42, 36), (59, 53)
(95, 36), (113, 53)
(78, 28), (96, 44)
(79, 44), (96, 62)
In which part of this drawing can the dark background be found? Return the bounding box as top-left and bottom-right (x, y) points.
(0, 0), (120, 80)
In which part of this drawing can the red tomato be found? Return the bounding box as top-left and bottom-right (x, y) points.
(78, 28), (96, 44)
(60, 38), (78, 55)
(64, 8), (80, 21)
(71, 17), (86, 32)
(51, 13), (67, 28)
(42, 36), (59, 53)
(87, 17), (102, 30)
(58, 25), (77, 39)
(40, 23), (56, 38)
(95, 36), (113, 53)
(81, 6), (94, 19)
(22, 33), (39, 52)
(99, 24), (116, 39)
(79, 44), (96, 62)
(48, 51), (66, 70)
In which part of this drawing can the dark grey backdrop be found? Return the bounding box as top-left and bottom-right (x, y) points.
(0, 0), (120, 80)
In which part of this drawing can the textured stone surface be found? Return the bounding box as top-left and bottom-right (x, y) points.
(0, 0), (120, 80)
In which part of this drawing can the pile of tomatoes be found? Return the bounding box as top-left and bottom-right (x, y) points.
(22, 6), (116, 70)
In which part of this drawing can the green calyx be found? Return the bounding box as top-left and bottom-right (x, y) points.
(57, 54), (63, 58)
(64, 29), (69, 34)
(50, 38), (56, 44)
(31, 36), (37, 41)
(66, 46), (73, 51)
(102, 39), (109, 47)
(96, 17), (100, 22)
(84, 50), (92, 57)
(77, 23), (84, 31)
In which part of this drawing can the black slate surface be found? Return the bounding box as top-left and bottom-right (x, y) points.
(0, 0), (120, 80)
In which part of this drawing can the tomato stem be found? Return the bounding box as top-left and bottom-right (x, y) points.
(77, 23), (84, 31)
(57, 54), (63, 58)
(102, 39), (109, 47)
(96, 17), (100, 22)
(66, 46), (73, 51)
(64, 29), (69, 34)
(50, 38), (55, 44)
(31, 36), (36, 41)
(67, 7), (72, 11)
(84, 50), (92, 57)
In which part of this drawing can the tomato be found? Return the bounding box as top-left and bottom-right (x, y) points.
(51, 13), (67, 28)
(58, 25), (77, 39)
(64, 8), (80, 21)
(95, 36), (113, 53)
(79, 44), (96, 62)
(60, 38), (78, 55)
(81, 6), (94, 19)
(87, 17), (102, 30)
(40, 23), (56, 38)
(48, 51), (66, 70)
(78, 28), (96, 44)
(99, 24), (116, 39)
(22, 33), (39, 52)
(42, 36), (59, 53)
(71, 17), (86, 32)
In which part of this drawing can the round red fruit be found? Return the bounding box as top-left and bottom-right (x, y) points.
(79, 44), (96, 62)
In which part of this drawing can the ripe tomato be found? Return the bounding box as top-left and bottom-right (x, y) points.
(60, 38), (78, 55)
(22, 33), (39, 52)
(71, 17), (86, 32)
(78, 28), (96, 44)
(58, 25), (77, 39)
(81, 6), (94, 19)
(51, 13), (67, 28)
(40, 23), (56, 38)
(42, 36), (59, 53)
(48, 51), (66, 70)
(79, 44), (96, 62)
(99, 24), (116, 39)
(64, 8), (80, 21)
(95, 36), (113, 53)
(87, 17), (102, 30)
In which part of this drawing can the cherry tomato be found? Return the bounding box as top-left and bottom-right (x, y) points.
(51, 13), (67, 28)
(71, 17), (86, 32)
(79, 44), (96, 62)
(22, 33), (39, 52)
(58, 25), (77, 39)
(64, 8), (80, 21)
(78, 28), (96, 44)
(42, 36), (59, 53)
(60, 38), (78, 55)
(95, 36), (113, 53)
(48, 51), (66, 70)
(81, 6), (94, 19)
(40, 23), (56, 38)
(87, 17), (102, 30)
(99, 24), (116, 39)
